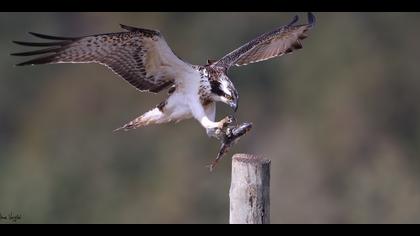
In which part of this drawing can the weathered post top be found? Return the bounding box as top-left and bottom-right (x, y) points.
(229, 153), (271, 224)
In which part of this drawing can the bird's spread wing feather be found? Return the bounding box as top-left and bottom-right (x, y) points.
(214, 12), (316, 70)
(12, 25), (190, 93)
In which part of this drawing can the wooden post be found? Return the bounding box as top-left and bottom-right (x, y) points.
(229, 153), (271, 224)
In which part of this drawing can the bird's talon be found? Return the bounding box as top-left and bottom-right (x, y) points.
(226, 115), (237, 126)
(207, 127), (226, 141)
(226, 127), (233, 137)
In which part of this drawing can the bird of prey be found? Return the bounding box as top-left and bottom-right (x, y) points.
(12, 12), (316, 169)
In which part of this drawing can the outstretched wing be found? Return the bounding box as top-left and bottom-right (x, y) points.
(214, 12), (316, 70)
(11, 25), (190, 93)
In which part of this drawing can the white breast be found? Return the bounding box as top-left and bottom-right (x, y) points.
(164, 67), (202, 121)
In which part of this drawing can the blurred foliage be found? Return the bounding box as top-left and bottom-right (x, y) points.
(1, 12), (420, 223)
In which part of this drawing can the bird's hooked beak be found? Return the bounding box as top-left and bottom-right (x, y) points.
(229, 97), (239, 112)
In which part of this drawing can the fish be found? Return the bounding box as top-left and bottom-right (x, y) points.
(208, 121), (253, 172)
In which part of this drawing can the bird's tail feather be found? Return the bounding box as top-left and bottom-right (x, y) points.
(113, 108), (167, 132)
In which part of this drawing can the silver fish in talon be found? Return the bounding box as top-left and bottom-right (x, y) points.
(208, 122), (253, 172)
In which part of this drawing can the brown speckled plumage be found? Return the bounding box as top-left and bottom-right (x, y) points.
(214, 13), (315, 70)
(12, 25), (174, 93)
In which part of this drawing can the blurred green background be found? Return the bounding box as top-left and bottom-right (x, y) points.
(1, 12), (420, 223)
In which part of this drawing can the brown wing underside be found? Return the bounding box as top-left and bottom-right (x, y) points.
(215, 12), (316, 70)
(11, 25), (184, 93)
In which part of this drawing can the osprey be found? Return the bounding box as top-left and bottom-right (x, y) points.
(12, 13), (316, 169)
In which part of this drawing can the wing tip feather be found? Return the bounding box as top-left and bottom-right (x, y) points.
(10, 47), (60, 57)
(307, 12), (316, 27)
(28, 32), (79, 41)
(12, 33), (74, 66)
(288, 15), (299, 26)
(14, 55), (57, 66)
(12, 40), (68, 47)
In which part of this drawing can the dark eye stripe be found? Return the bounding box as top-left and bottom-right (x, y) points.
(211, 87), (225, 96)
(210, 80), (225, 96)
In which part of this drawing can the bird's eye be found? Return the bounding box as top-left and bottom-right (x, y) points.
(225, 94), (233, 100)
